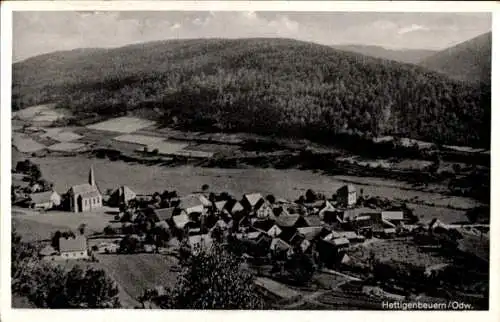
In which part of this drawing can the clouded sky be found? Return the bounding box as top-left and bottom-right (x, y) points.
(13, 11), (491, 62)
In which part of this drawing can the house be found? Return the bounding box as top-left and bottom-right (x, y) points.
(108, 185), (136, 207)
(28, 190), (61, 210)
(325, 230), (365, 244)
(272, 206), (291, 218)
(241, 193), (265, 210)
(178, 194), (207, 216)
(269, 238), (293, 257)
(59, 235), (88, 259)
(296, 226), (324, 242)
(318, 200), (336, 218)
(317, 237), (350, 266)
(67, 166), (103, 213)
(242, 193), (273, 219)
(267, 224), (283, 238)
(254, 277), (301, 304)
(275, 214), (310, 229)
(226, 200), (245, 216)
(336, 184), (357, 208)
(381, 211), (405, 225)
(304, 215), (322, 227)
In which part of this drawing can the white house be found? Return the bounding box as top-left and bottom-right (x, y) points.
(59, 235), (89, 259)
(28, 190), (61, 210)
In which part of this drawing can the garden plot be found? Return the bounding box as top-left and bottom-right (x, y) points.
(86, 117), (155, 133)
(113, 134), (165, 146)
(12, 134), (45, 153)
(47, 142), (86, 152)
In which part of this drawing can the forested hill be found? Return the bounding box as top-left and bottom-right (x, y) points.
(13, 38), (490, 148)
(332, 45), (435, 64)
(420, 32), (492, 84)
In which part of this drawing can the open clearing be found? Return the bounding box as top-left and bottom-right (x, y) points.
(12, 133), (46, 153)
(28, 156), (475, 223)
(86, 117), (155, 133)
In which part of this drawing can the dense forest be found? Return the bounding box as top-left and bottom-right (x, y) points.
(13, 38), (491, 147)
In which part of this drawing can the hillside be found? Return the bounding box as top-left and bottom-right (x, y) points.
(332, 45), (435, 64)
(420, 32), (491, 83)
(12, 38), (490, 147)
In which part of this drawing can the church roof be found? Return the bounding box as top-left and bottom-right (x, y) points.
(68, 183), (100, 196)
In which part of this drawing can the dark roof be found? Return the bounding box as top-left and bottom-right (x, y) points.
(154, 207), (175, 222)
(252, 219), (276, 232)
(278, 228), (298, 243)
(59, 236), (87, 253)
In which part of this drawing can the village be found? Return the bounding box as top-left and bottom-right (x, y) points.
(11, 157), (490, 309)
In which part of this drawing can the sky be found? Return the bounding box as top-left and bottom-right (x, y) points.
(13, 11), (492, 62)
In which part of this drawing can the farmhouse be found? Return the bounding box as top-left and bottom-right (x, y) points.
(336, 184), (357, 208)
(67, 166), (102, 213)
(108, 185), (137, 207)
(27, 190), (61, 210)
(59, 235), (89, 259)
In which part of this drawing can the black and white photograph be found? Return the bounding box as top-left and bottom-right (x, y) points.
(1, 1), (497, 316)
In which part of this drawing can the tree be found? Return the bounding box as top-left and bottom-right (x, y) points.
(156, 244), (266, 309)
(119, 235), (140, 254)
(201, 184), (210, 192)
(266, 194), (276, 204)
(51, 230), (62, 250)
(78, 223), (87, 235)
(284, 252), (315, 285)
(305, 189), (317, 203)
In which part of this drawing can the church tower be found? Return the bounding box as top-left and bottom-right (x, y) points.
(88, 166), (96, 187)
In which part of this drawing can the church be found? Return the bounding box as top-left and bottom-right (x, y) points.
(67, 166), (103, 213)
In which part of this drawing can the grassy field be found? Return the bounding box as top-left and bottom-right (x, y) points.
(12, 207), (117, 241)
(94, 253), (180, 306)
(25, 155), (476, 223)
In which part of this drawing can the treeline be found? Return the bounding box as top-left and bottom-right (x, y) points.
(13, 38), (490, 147)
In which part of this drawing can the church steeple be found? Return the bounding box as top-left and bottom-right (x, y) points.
(89, 166), (96, 187)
